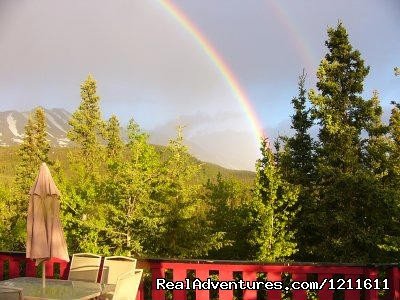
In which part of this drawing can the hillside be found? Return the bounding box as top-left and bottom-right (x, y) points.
(0, 108), (258, 172)
(0, 146), (255, 186)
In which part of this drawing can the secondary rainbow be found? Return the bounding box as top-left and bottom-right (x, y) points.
(265, 0), (315, 74)
(158, 0), (265, 142)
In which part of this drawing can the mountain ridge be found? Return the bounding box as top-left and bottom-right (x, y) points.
(0, 108), (256, 177)
(0, 108), (71, 147)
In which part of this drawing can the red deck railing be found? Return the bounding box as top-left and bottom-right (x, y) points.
(1, 251), (399, 300)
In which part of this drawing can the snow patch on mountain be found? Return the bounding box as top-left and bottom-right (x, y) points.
(58, 138), (70, 147)
(11, 138), (23, 143)
(47, 113), (66, 133)
(7, 114), (22, 137)
(52, 109), (70, 121)
(0, 108), (71, 147)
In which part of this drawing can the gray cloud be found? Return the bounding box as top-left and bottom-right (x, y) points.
(0, 0), (241, 126)
(0, 0), (398, 170)
(149, 111), (259, 170)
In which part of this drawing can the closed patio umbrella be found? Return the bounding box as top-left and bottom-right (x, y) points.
(26, 162), (69, 288)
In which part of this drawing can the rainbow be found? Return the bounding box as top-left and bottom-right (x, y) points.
(265, 0), (315, 74)
(158, 0), (266, 142)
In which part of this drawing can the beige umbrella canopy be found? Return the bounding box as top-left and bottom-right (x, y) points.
(26, 163), (69, 287)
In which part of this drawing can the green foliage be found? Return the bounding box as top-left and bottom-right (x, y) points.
(0, 184), (22, 250)
(2, 36), (399, 264)
(204, 173), (255, 260)
(0, 74), (254, 259)
(16, 107), (51, 195)
(280, 70), (314, 183)
(378, 102), (400, 254)
(252, 138), (299, 261)
(309, 22), (370, 172)
(11, 107), (53, 249)
(147, 127), (225, 258)
(68, 74), (106, 178)
(362, 91), (391, 176)
(303, 22), (398, 262)
(105, 115), (124, 162)
(101, 118), (162, 256)
(278, 71), (316, 260)
(64, 74), (108, 254)
(271, 23), (400, 263)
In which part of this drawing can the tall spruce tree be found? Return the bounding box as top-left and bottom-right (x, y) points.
(105, 115), (124, 162)
(150, 126), (224, 258)
(103, 118), (161, 256)
(278, 71), (317, 260)
(309, 22), (370, 173)
(68, 74), (106, 179)
(308, 22), (390, 262)
(280, 70), (314, 184)
(362, 91), (390, 175)
(376, 101), (400, 257)
(252, 138), (299, 261)
(16, 107), (51, 195)
(64, 74), (108, 253)
(361, 92), (400, 261)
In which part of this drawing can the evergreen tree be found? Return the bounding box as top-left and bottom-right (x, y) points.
(103, 118), (161, 256)
(68, 74), (106, 178)
(150, 126), (224, 258)
(252, 138), (299, 261)
(16, 107), (51, 195)
(376, 101), (400, 257)
(309, 22), (370, 174)
(64, 74), (108, 253)
(105, 115), (124, 162)
(278, 71), (317, 260)
(205, 173), (255, 260)
(280, 70), (314, 184)
(363, 74), (400, 258)
(362, 91), (390, 175)
(308, 22), (390, 262)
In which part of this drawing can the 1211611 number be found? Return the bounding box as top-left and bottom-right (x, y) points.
(327, 278), (389, 290)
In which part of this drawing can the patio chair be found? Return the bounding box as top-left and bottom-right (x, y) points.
(99, 269), (143, 300)
(0, 286), (22, 300)
(68, 253), (102, 283)
(100, 256), (137, 285)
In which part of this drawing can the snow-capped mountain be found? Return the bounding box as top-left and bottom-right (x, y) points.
(0, 108), (71, 147)
(0, 108), (257, 170)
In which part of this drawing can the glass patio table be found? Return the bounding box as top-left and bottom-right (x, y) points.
(0, 277), (103, 300)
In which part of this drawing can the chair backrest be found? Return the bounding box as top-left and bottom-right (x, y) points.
(67, 253), (102, 282)
(100, 256), (137, 285)
(112, 269), (143, 300)
(0, 287), (22, 300)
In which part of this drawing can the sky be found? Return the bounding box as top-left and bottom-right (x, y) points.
(0, 0), (399, 170)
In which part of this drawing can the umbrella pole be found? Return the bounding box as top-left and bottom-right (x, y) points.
(42, 261), (46, 288)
